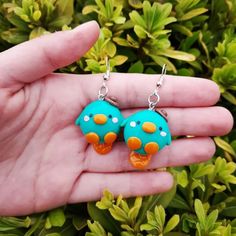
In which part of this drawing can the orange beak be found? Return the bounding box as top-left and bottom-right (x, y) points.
(94, 114), (107, 125)
(142, 122), (156, 133)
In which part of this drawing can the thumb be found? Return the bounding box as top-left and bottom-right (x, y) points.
(0, 21), (100, 92)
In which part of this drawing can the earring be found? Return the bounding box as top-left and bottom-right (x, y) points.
(121, 65), (171, 169)
(75, 57), (123, 154)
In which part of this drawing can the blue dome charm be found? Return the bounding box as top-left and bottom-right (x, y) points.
(75, 100), (124, 154)
(122, 109), (171, 169)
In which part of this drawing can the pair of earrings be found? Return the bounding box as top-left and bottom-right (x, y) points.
(75, 59), (171, 169)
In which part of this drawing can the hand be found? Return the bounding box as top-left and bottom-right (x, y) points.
(0, 21), (233, 216)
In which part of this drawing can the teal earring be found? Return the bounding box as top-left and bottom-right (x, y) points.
(75, 58), (124, 154)
(121, 65), (172, 169)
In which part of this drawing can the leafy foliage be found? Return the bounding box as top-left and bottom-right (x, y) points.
(0, 0), (235, 235)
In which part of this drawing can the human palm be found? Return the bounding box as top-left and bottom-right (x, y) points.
(0, 21), (233, 216)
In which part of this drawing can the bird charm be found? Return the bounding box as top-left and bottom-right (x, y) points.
(121, 109), (171, 169)
(75, 100), (124, 154)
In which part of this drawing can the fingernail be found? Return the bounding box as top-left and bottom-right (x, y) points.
(72, 21), (100, 32)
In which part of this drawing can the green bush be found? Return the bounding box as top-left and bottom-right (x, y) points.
(0, 0), (236, 235)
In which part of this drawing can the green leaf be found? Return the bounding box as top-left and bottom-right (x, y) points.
(48, 208), (66, 227)
(157, 49), (196, 61)
(29, 27), (48, 39)
(72, 216), (87, 231)
(55, 0), (74, 18)
(133, 25), (147, 39)
(140, 223), (155, 231)
(32, 10), (41, 21)
(5, 14), (29, 31)
(113, 16), (126, 24)
(192, 178), (205, 191)
(176, 170), (189, 188)
(128, 0), (143, 9)
(154, 205), (166, 229)
(25, 214), (45, 236)
(1, 29), (28, 44)
(14, 7), (25, 17)
(172, 24), (193, 37)
(19, 14), (30, 22)
(194, 199), (206, 226)
(87, 202), (121, 234)
(22, 0), (33, 14)
(164, 215), (180, 233)
(45, 217), (52, 229)
(128, 197), (142, 222)
(222, 91), (236, 105)
(82, 5), (98, 15)
(120, 231), (134, 236)
(48, 16), (72, 28)
(179, 8), (208, 21)
(0, 216), (31, 231)
(169, 194), (191, 211)
(113, 37), (130, 47)
(206, 210), (218, 227)
(212, 64), (236, 90)
(126, 34), (139, 48)
(214, 137), (236, 157)
(119, 200), (130, 214)
(128, 60), (144, 73)
(111, 55), (128, 66)
(211, 183), (227, 192)
(221, 206), (236, 217)
(192, 165), (214, 178)
(109, 206), (129, 222)
(120, 224), (134, 231)
(137, 184), (176, 225)
(129, 11), (146, 28)
(87, 220), (107, 235)
(149, 55), (177, 73)
(85, 59), (101, 73)
(105, 41), (116, 57)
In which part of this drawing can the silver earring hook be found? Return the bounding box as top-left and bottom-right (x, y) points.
(103, 56), (110, 81)
(98, 56), (110, 100)
(148, 64), (167, 110)
(156, 64), (166, 88)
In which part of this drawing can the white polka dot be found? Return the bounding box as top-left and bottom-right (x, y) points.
(130, 121), (136, 127)
(160, 131), (167, 137)
(112, 117), (118, 123)
(84, 115), (90, 122)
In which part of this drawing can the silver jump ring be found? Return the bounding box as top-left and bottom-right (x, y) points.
(148, 91), (160, 110)
(98, 83), (108, 100)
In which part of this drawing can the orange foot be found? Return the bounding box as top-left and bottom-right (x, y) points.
(93, 143), (113, 155)
(129, 151), (152, 169)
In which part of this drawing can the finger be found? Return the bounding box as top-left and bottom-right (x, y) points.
(0, 21), (100, 92)
(47, 73), (220, 110)
(68, 171), (173, 203)
(122, 106), (234, 137)
(76, 73), (220, 107)
(84, 137), (215, 172)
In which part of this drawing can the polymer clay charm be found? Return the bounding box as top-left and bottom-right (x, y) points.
(122, 109), (171, 169)
(75, 58), (123, 154)
(122, 64), (172, 169)
(75, 99), (123, 154)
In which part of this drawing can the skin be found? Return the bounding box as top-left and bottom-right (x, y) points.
(0, 21), (233, 216)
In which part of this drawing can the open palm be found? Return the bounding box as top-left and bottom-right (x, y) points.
(0, 21), (233, 216)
